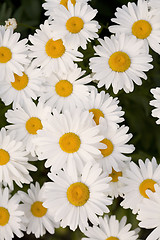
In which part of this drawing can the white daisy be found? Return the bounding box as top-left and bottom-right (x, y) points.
(150, 87), (160, 124)
(52, 0), (100, 50)
(0, 26), (29, 82)
(18, 182), (59, 238)
(89, 33), (153, 94)
(28, 20), (83, 77)
(43, 163), (112, 231)
(0, 128), (37, 190)
(108, 0), (160, 54)
(40, 64), (92, 112)
(120, 157), (160, 214)
(0, 187), (25, 240)
(5, 99), (52, 156)
(82, 215), (139, 240)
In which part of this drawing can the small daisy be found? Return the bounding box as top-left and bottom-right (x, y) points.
(0, 26), (29, 82)
(52, 0), (100, 50)
(150, 87), (160, 124)
(82, 215), (139, 240)
(5, 18), (17, 30)
(43, 163), (112, 231)
(40, 64), (92, 112)
(89, 33), (153, 94)
(108, 0), (160, 54)
(0, 128), (37, 190)
(0, 187), (25, 240)
(18, 182), (59, 238)
(120, 157), (160, 214)
(5, 99), (52, 156)
(28, 20), (83, 77)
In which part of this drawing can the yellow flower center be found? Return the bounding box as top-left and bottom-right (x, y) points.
(132, 20), (152, 39)
(0, 207), (10, 226)
(45, 39), (65, 58)
(59, 132), (81, 153)
(11, 72), (29, 90)
(0, 149), (10, 166)
(106, 237), (119, 240)
(100, 138), (114, 157)
(67, 182), (90, 206)
(60, 0), (76, 9)
(55, 80), (73, 97)
(0, 46), (12, 63)
(108, 51), (131, 72)
(89, 108), (104, 125)
(31, 201), (47, 217)
(109, 168), (122, 182)
(139, 179), (156, 198)
(25, 117), (43, 135)
(66, 17), (84, 34)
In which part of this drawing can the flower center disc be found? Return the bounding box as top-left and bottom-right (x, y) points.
(100, 138), (114, 157)
(67, 182), (90, 206)
(109, 168), (122, 182)
(66, 17), (84, 34)
(26, 117), (43, 135)
(59, 132), (81, 153)
(11, 72), (29, 90)
(31, 201), (47, 217)
(60, 0), (76, 9)
(132, 20), (152, 39)
(0, 207), (10, 226)
(106, 237), (119, 240)
(55, 80), (73, 97)
(89, 108), (104, 125)
(45, 39), (65, 58)
(0, 149), (10, 165)
(139, 178), (156, 198)
(108, 51), (131, 72)
(0, 46), (12, 63)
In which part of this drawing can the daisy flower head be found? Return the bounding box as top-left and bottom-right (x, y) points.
(89, 33), (153, 94)
(0, 128), (37, 190)
(51, 0), (100, 50)
(0, 187), (25, 240)
(150, 87), (160, 124)
(108, 0), (160, 54)
(82, 215), (139, 240)
(120, 157), (160, 214)
(28, 20), (83, 77)
(40, 64), (92, 112)
(0, 26), (29, 82)
(18, 182), (59, 238)
(5, 98), (52, 156)
(43, 163), (112, 232)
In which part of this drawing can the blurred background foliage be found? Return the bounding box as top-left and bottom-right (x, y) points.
(0, 0), (160, 239)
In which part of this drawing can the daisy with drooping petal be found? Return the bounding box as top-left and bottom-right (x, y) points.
(18, 182), (59, 238)
(108, 0), (160, 54)
(5, 99), (52, 156)
(28, 20), (83, 77)
(150, 87), (160, 124)
(52, 0), (100, 50)
(89, 33), (153, 94)
(0, 128), (37, 190)
(0, 187), (25, 240)
(82, 215), (139, 240)
(120, 157), (160, 214)
(43, 163), (112, 232)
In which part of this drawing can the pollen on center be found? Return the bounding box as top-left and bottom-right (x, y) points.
(89, 108), (104, 125)
(139, 178), (156, 198)
(0, 207), (10, 226)
(31, 201), (47, 218)
(25, 117), (43, 135)
(132, 20), (152, 39)
(55, 80), (73, 97)
(59, 132), (81, 153)
(11, 72), (29, 90)
(109, 168), (122, 182)
(0, 149), (10, 166)
(100, 138), (114, 157)
(45, 38), (65, 58)
(108, 51), (131, 72)
(66, 16), (84, 34)
(0, 46), (12, 63)
(60, 0), (76, 9)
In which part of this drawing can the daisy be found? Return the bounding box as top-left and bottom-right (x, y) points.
(18, 182), (59, 238)
(108, 0), (160, 54)
(82, 215), (139, 240)
(43, 163), (112, 231)
(89, 33), (153, 94)
(0, 187), (25, 240)
(0, 26), (29, 82)
(52, 0), (100, 50)
(120, 157), (160, 214)
(40, 64), (92, 112)
(0, 128), (37, 190)
(5, 99), (52, 156)
(150, 87), (160, 124)
(28, 20), (83, 77)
